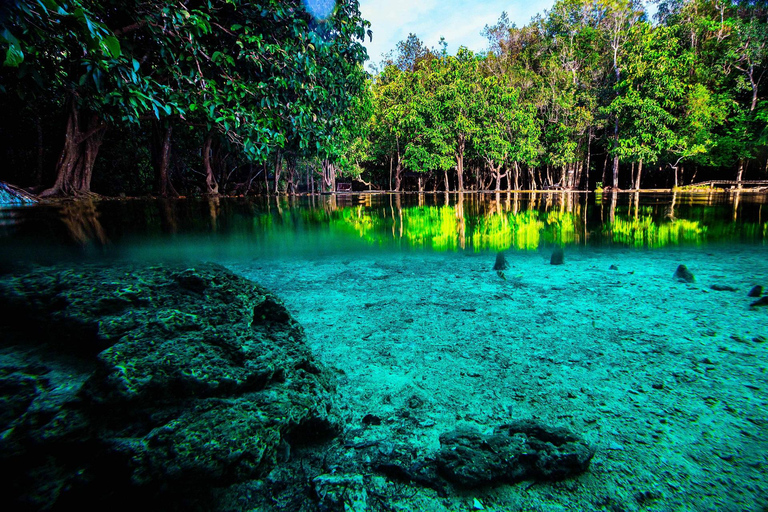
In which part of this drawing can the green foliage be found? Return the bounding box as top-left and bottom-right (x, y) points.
(0, 0), (371, 193)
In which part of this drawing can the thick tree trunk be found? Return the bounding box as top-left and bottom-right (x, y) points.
(393, 152), (403, 191)
(322, 159), (336, 192)
(513, 162), (520, 190)
(203, 132), (219, 195)
(487, 161), (507, 192)
(41, 100), (106, 197)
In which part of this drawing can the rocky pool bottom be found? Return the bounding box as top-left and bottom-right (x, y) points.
(0, 243), (766, 511)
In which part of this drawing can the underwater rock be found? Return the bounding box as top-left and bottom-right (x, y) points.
(609, 264), (619, 271)
(750, 296), (768, 308)
(493, 252), (509, 271)
(710, 284), (738, 292)
(435, 420), (594, 487)
(673, 264), (695, 283)
(0, 262), (339, 509)
(362, 413), (382, 426)
(747, 285), (763, 297)
(313, 474), (368, 512)
(550, 247), (565, 265)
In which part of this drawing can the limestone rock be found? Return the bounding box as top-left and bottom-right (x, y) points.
(748, 285), (763, 297)
(710, 284), (737, 292)
(550, 247), (564, 265)
(673, 264), (695, 283)
(314, 474), (368, 512)
(435, 420), (594, 487)
(493, 252), (509, 271)
(0, 262), (339, 509)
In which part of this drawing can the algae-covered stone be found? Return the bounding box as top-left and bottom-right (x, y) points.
(0, 262), (339, 509)
(673, 264), (695, 283)
(435, 420), (594, 487)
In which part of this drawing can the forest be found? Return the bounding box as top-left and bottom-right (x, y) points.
(0, 0), (766, 197)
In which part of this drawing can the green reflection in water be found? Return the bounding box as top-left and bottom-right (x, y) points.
(606, 216), (707, 248)
(2, 193), (766, 263)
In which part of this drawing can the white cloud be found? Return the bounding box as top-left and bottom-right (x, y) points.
(359, 0), (554, 67)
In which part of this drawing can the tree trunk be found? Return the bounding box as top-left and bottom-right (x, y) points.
(273, 150), (283, 194)
(612, 117), (620, 189)
(444, 168), (450, 192)
(456, 135), (465, 192)
(736, 159), (745, 188)
(583, 126), (592, 191)
(322, 159), (336, 192)
(153, 123), (174, 197)
(635, 159), (643, 190)
(263, 160), (269, 194)
(286, 157), (297, 195)
(203, 132), (219, 195)
(393, 152), (403, 191)
(513, 162), (520, 190)
(41, 100), (106, 197)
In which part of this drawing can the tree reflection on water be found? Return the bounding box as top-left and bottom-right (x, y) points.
(1, 192), (765, 260)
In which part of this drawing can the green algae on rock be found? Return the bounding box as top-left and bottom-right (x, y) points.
(0, 262), (339, 509)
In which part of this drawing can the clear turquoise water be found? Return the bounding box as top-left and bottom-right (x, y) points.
(1, 191), (767, 511)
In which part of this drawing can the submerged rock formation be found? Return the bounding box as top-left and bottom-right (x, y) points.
(493, 252), (509, 271)
(0, 262), (339, 509)
(673, 264), (695, 283)
(550, 247), (564, 265)
(435, 421), (594, 487)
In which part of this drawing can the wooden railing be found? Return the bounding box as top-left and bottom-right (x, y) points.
(691, 180), (768, 189)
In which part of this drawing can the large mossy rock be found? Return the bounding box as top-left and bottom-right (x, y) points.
(0, 262), (338, 510)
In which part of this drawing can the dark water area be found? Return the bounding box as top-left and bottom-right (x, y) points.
(1, 191), (767, 266)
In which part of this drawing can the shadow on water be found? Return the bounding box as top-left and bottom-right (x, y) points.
(0, 191), (766, 266)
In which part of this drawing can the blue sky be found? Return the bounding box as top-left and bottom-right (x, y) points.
(358, 0), (556, 68)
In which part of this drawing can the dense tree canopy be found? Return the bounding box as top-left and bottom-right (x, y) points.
(0, 0), (765, 195)
(359, 0), (767, 192)
(0, 0), (370, 196)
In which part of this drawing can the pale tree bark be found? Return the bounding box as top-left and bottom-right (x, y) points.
(322, 159), (336, 192)
(455, 134), (466, 192)
(273, 150), (283, 194)
(203, 131), (219, 195)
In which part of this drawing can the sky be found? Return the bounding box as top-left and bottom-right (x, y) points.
(358, 0), (557, 68)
